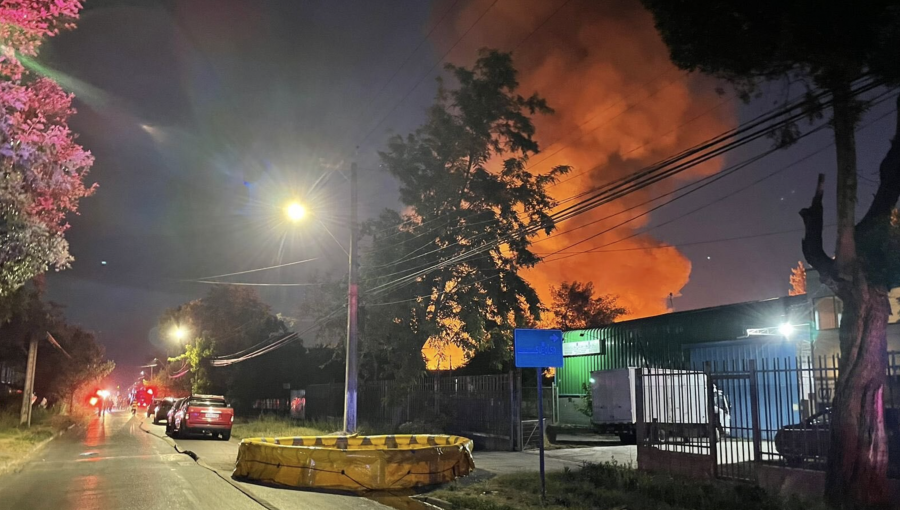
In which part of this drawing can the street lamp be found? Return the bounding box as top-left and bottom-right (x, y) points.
(170, 325), (189, 342)
(285, 202), (307, 222)
(283, 163), (359, 433)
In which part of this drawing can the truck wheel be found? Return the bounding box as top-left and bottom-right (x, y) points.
(785, 456), (803, 468)
(618, 433), (637, 445)
(655, 428), (668, 444)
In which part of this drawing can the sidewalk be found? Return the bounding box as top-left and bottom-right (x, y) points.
(473, 445), (637, 476)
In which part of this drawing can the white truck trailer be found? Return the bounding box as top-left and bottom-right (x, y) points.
(590, 368), (730, 444)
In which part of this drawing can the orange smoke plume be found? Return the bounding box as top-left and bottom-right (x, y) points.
(432, 0), (735, 320)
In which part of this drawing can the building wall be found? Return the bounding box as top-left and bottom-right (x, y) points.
(812, 323), (900, 361)
(557, 295), (808, 397)
(557, 396), (592, 426)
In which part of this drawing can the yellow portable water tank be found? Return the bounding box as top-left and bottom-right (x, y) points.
(233, 434), (475, 491)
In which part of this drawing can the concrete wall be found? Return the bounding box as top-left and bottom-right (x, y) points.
(636, 446), (714, 480)
(757, 464), (900, 502)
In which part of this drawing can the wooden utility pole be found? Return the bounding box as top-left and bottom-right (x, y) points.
(20, 337), (38, 426)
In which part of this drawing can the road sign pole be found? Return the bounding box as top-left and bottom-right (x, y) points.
(513, 327), (562, 502)
(537, 367), (546, 500)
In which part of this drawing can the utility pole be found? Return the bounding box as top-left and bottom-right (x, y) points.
(343, 162), (359, 433)
(20, 336), (38, 426)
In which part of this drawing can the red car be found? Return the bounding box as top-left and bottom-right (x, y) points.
(167, 394), (234, 440)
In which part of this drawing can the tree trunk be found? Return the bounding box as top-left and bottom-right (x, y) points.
(825, 281), (890, 509)
(831, 81), (859, 276)
(802, 86), (900, 510)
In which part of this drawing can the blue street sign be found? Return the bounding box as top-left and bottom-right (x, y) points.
(514, 329), (564, 368)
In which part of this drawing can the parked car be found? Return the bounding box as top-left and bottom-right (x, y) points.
(775, 407), (900, 468)
(168, 394), (233, 440)
(150, 397), (177, 424)
(166, 398), (185, 434)
(774, 408), (831, 466)
(147, 398), (160, 418)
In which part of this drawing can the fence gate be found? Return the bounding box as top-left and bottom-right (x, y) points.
(708, 361), (761, 482)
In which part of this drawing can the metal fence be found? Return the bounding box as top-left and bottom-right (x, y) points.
(304, 372), (522, 450)
(638, 354), (900, 482)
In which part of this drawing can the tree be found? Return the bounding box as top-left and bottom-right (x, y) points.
(361, 50), (570, 382)
(0, 1), (96, 296)
(789, 261), (807, 296)
(162, 286), (291, 398)
(0, 279), (113, 410)
(640, 2), (900, 506)
(170, 336), (215, 394)
(549, 281), (626, 330)
(162, 286), (288, 356)
(45, 326), (114, 413)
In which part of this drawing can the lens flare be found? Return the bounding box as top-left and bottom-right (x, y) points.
(285, 202), (307, 222)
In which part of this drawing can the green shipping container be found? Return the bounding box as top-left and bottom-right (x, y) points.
(556, 295), (808, 396)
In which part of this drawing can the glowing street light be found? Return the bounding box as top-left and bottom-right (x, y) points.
(284, 202), (307, 223)
(779, 323), (795, 338)
(281, 164), (360, 433)
(170, 325), (188, 342)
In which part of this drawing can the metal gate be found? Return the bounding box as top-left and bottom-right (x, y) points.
(708, 361), (761, 482)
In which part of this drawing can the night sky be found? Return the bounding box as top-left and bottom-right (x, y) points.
(37, 0), (897, 375)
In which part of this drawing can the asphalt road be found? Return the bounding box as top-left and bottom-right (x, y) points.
(0, 410), (389, 510)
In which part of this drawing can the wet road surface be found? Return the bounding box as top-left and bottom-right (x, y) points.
(0, 410), (387, 510)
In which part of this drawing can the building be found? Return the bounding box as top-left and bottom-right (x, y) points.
(555, 275), (900, 426)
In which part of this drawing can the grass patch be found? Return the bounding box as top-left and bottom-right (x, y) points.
(431, 462), (826, 510)
(0, 406), (87, 466)
(231, 415), (343, 440)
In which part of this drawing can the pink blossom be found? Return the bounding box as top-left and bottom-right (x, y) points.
(0, 0), (92, 291)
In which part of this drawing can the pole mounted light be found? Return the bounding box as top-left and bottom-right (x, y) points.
(170, 325), (188, 342)
(282, 163), (359, 433)
(285, 202), (307, 222)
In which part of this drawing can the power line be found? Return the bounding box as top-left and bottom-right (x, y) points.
(355, 0), (464, 131)
(547, 94), (733, 193)
(525, 73), (683, 173)
(542, 226), (813, 254)
(210, 307), (346, 366)
(185, 257), (318, 281)
(190, 280), (328, 287)
(356, 0), (501, 148)
(512, 0), (575, 50)
(541, 90), (897, 263)
(364, 81), (850, 278)
(362, 77), (883, 296)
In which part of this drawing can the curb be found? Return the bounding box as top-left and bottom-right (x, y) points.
(411, 495), (455, 509)
(0, 422), (79, 478)
(138, 419), (279, 510)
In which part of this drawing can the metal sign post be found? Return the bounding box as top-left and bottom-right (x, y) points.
(514, 328), (563, 501)
(536, 367), (545, 498)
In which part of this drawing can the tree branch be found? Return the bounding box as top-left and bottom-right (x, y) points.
(858, 93), (900, 231)
(801, 174), (837, 285)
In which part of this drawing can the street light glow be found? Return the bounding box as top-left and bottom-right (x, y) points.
(170, 325), (188, 341)
(285, 202), (306, 222)
(779, 323), (794, 337)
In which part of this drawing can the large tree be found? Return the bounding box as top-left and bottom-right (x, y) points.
(162, 286), (291, 401)
(549, 281), (626, 330)
(360, 49), (569, 382)
(0, 280), (113, 410)
(0, 1), (95, 296)
(161, 286), (288, 357)
(640, 1), (900, 507)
